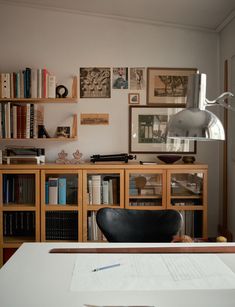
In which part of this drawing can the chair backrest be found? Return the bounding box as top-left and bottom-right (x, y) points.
(96, 208), (182, 242)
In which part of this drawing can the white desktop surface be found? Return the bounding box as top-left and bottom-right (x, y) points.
(1, 242), (235, 307)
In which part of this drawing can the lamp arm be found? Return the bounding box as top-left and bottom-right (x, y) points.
(205, 92), (235, 111)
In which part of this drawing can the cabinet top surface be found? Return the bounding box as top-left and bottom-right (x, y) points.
(0, 162), (208, 170)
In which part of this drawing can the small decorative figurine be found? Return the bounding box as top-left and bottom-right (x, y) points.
(70, 150), (83, 164)
(55, 150), (70, 164)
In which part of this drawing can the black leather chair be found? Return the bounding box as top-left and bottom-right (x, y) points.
(96, 208), (182, 242)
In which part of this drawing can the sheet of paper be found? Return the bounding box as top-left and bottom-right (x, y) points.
(70, 253), (235, 291)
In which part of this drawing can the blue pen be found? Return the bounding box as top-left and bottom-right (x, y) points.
(92, 263), (121, 272)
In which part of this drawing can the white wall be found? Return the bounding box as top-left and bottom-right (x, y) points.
(220, 18), (235, 238)
(0, 3), (221, 236)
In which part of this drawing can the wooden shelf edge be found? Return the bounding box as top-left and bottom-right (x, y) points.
(0, 137), (78, 141)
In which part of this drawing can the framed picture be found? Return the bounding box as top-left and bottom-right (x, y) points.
(112, 67), (128, 89)
(147, 67), (197, 106)
(80, 113), (109, 125)
(128, 93), (140, 104)
(56, 126), (70, 138)
(130, 67), (145, 90)
(129, 106), (196, 153)
(80, 67), (111, 98)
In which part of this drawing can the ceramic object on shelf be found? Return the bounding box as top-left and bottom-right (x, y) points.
(157, 155), (182, 164)
(182, 156), (195, 164)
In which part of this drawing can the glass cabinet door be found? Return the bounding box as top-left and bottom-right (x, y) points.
(125, 170), (166, 209)
(83, 170), (124, 242)
(167, 170), (207, 238)
(41, 170), (82, 242)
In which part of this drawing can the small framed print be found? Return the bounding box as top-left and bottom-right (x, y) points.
(129, 105), (196, 154)
(147, 67), (197, 106)
(128, 93), (140, 104)
(56, 126), (70, 138)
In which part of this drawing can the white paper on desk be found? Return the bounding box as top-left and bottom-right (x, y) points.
(70, 253), (235, 291)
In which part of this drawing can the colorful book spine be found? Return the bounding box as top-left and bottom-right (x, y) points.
(58, 177), (66, 205)
(45, 181), (49, 204)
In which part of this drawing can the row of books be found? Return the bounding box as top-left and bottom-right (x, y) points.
(45, 211), (78, 240)
(3, 211), (35, 237)
(129, 199), (162, 206)
(45, 177), (78, 205)
(87, 211), (106, 241)
(87, 175), (120, 205)
(3, 174), (35, 204)
(178, 210), (202, 238)
(0, 68), (56, 99)
(171, 199), (201, 206)
(0, 102), (44, 139)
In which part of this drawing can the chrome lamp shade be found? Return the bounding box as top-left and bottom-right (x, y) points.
(167, 73), (233, 141)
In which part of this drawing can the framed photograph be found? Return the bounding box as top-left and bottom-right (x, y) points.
(112, 67), (128, 89)
(80, 113), (109, 125)
(128, 93), (140, 104)
(147, 67), (197, 106)
(130, 67), (145, 90)
(56, 126), (70, 138)
(129, 106), (196, 153)
(80, 67), (111, 98)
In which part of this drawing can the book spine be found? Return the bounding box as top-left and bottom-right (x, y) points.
(21, 104), (27, 138)
(30, 104), (34, 138)
(1, 73), (10, 98)
(0, 105), (2, 138)
(25, 104), (30, 138)
(37, 69), (42, 98)
(33, 104), (38, 138)
(25, 68), (31, 98)
(102, 180), (109, 204)
(58, 178), (66, 205)
(1, 104), (5, 138)
(48, 178), (58, 205)
(91, 175), (101, 205)
(48, 74), (56, 98)
(45, 181), (49, 204)
(31, 69), (37, 98)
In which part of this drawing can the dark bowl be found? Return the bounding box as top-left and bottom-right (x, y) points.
(157, 155), (182, 164)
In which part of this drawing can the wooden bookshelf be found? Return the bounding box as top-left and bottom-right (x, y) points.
(0, 163), (208, 266)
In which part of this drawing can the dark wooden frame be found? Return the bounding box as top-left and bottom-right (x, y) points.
(129, 105), (196, 154)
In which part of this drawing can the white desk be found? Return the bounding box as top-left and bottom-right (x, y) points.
(1, 242), (235, 307)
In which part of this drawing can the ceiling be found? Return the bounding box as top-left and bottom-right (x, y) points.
(1, 0), (235, 32)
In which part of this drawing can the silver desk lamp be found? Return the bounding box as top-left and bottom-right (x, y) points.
(167, 73), (234, 141)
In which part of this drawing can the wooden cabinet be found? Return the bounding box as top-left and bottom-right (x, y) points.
(0, 163), (208, 266)
(0, 169), (40, 265)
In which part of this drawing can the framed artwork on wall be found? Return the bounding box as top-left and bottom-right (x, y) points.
(80, 67), (111, 98)
(112, 67), (128, 89)
(129, 105), (196, 153)
(147, 67), (197, 106)
(130, 67), (145, 90)
(128, 93), (140, 104)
